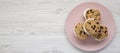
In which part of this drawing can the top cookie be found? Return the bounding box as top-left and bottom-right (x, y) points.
(84, 8), (101, 21)
(83, 18), (101, 35)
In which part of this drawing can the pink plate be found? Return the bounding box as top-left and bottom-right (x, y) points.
(65, 2), (116, 51)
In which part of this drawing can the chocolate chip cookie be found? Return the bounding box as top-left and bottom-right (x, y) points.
(74, 23), (88, 40)
(92, 25), (108, 41)
(84, 8), (101, 21)
(83, 18), (101, 35)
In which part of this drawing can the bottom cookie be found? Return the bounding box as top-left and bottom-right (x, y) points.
(74, 23), (88, 40)
(92, 25), (108, 41)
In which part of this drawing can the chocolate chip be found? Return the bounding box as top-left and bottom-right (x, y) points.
(87, 22), (91, 24)
(87, 11), (89, 14)
(91, 26), (93, 28)
(90, 10), (92, 11)
(99, 30), (101, 32)
(80, 31), (82, 34)
(90, 9), (94, 13)
(84, 32), (86, 34)
(105, 31), (107, 33)
(75, 26), (77, 28)
(95, 30), (97, 32)
(94, 19), (97, 20)
(91, 11), (94, 13)
(93, 25), (96, 30)
(94, 25), (96, 28)
(81, 27), (83, 29)
(96, 22), (99, 24)
(100, 26), (103, 29)
(98, 14), (100, 16)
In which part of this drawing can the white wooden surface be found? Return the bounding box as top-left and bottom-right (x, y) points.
(0, 0), (120, 53)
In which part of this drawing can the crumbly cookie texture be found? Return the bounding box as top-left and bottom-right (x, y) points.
(74, 23), (88, 40)
(84, 8), (101, 21)
(83, 18), (101, 35)
(92, 25), (108, 41)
